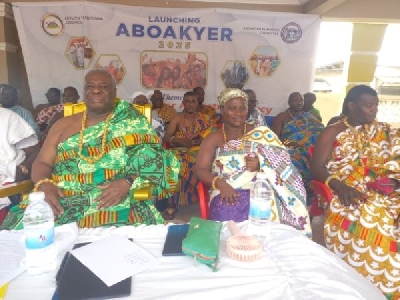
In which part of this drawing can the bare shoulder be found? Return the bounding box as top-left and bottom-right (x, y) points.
(325, 120), (345, 132)
(273, 111), (287, 121)
(48, 113), (81, 139)
(171, 113), (182, 123)
(52, 113), (81, 129)
(321, 121), (346, 139)
(203, 130), (223, 146)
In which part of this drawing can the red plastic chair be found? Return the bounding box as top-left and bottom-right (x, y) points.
(0, 207), (7, 226)
(308, 145), (333, 217)
(197, 181), (210, 219)
(309, 180), (332, 216)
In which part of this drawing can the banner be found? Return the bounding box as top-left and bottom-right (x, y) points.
(13, 1), (320, 115)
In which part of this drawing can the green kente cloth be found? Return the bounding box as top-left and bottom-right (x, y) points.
(1, 99), (180, 229)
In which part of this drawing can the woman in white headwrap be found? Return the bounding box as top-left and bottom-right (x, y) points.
(195, 88), (311, 238)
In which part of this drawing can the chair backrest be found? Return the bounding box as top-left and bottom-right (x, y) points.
(132, 103), (152, 123)
(64, 102), (86, 116)
(198, 181), (210, 219)
(64, 102), (152, 123)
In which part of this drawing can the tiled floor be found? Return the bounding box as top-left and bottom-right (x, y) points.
(167, 202), (326, 247)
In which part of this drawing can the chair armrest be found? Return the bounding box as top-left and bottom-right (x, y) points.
(0, 180), (34, 198)
(0, 181), (152, 201)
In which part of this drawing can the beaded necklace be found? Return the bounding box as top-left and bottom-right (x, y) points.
(342, 117), (377, 175)
(343, 117), (372, 160)
(222, 123), (247, 150)
(287, 109), (308, 128)
(182, 112), (198, 137)
(78, 110), (113, 164)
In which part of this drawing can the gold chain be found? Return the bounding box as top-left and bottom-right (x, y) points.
(222, 123), (247, 150)
(78, 110), (113, 164)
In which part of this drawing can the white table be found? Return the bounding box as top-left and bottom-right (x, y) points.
(4, 222), (384, 300)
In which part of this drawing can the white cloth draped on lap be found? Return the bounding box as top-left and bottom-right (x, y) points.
(4, 222), (384, 300)
(0, 108), (38, 209)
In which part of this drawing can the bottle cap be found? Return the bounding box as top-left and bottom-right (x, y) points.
(28, 191), (45, 202)
(256, 172), (269, 180)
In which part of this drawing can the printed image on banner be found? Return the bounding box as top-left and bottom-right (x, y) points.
(249, 46), (280, 77)
(94, 54), (126, 85)
(220, 60), (249, 89)
(65, 36), (95, 70)
(140, 51), (207, 90)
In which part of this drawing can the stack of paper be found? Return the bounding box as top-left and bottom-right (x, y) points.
(70, 235), (158, 287)
(0, 232), (26, 288)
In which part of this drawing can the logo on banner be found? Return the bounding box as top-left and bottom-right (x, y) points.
(280, 22), (302, 44)
(41, 13), (64, 37)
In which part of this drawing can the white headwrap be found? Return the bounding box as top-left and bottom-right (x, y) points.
(146, 90), (155, 99)
(129, 91), (147, 100)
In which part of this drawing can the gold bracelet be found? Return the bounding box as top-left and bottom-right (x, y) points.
(33, 178), (57, 192)
(212, 176), (223, 190)
(324, 175), (341, 187)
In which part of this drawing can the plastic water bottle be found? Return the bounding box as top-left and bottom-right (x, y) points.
(23, 191), (56, 274)
(248, 172), (274, 239)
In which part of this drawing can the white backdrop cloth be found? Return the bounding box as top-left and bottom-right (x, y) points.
(13, 2), (320, 116)
(4, 222), (384, 300)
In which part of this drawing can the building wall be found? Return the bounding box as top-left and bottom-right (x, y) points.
(320, 0), (400, 23)
(0, 3), (33, 110)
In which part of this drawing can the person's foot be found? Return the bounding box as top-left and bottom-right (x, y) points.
(162, 204), (177, 220)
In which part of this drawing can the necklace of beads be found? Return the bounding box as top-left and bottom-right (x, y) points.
(182, 112), (198, 137)
(343, 117), (375, 169)
(288, 109), (308, 128)
(222, 123), (247, 150)
(78, 110), (113, 164)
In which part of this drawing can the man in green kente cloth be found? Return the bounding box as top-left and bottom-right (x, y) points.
(0, 70), (180, 229)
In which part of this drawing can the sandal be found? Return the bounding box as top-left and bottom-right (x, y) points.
(162, 206), (178, 220)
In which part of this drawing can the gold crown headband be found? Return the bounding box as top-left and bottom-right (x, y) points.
(218, 88), (249, 107)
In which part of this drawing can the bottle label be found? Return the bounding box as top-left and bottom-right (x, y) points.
(25, 223), (55, 250)
(249, 198), (271, 219)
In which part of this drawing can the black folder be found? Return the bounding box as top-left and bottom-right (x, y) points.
(53, 241), (132, 300)
(162, 224), (189, 256)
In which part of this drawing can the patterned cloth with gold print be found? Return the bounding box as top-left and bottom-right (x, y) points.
(325, 120), (400, 298)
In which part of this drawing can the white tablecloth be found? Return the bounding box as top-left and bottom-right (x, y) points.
(4, 222), (384, 300)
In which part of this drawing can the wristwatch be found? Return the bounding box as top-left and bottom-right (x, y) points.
(124, 175), (135, 186)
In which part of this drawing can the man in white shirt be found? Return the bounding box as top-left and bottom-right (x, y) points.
(0, 108), (39, 209)
(244, 89), (266, 126)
